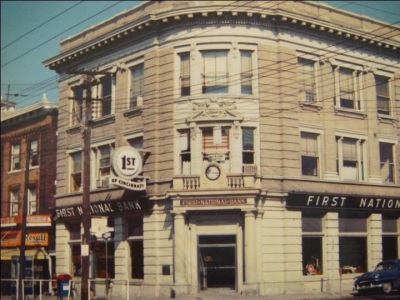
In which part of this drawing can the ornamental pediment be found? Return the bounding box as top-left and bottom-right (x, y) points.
(187, 97), (243, 122)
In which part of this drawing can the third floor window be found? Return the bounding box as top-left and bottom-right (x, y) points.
(11, 143), (21, 171)
(129, 63), (144, 108)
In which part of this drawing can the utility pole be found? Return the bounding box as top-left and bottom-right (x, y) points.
(81, 75), (92, 300)
(67, 70), (112, 300)
(18, 144), (30, 300)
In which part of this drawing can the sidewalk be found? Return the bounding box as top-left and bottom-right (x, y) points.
(0, 291), (353, 300)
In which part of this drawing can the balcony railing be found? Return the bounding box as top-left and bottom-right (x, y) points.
(173, 173), (259, 190)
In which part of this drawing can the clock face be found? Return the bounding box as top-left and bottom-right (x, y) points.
(205, 165), (221, 180)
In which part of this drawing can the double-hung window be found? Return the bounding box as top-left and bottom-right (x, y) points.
(28, 187), (37, 215)
(375, 75), (390, 115)
(30, 139), (39, 167)
(129, 64), (144, 108)
(179, 53), (190, 96)
(337, 137), (365, 181)
(72, 87), (83, 126)
(202, 50), (229, 94)
(297, 58), (316, 103)
(71, 152), (82, 192)
(96, 145), (113, 188)
(335, 67), (362, 110)
(301, 132), (319, 177)
(242, 128), (255, 173)
(10, 189), (19, 216)
(179, 130), (191, 175)
(379, 142), (395, 183)
(11, 143), (21, 171)
(240, 50), (253, 95)
(92, 75), (113, 118)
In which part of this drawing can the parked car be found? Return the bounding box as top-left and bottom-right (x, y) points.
(353, 259), (400, 295)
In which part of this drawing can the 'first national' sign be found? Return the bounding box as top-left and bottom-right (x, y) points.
(287, 193), (399, 212)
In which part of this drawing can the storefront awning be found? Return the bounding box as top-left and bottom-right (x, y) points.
(1, 248), (50, 260)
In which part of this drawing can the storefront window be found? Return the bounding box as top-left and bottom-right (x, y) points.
(339, 214), (367, 274)
(93, 240), (114, 278)
(382, 216), (399, 260)
(127, 218), (144, 279)
(302, 212), (324, 275)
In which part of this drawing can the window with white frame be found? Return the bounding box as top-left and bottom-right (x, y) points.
(96, 144), (113, 188)
(302, 212), (324, 275)
(202, 50), (229, 94)
(242, 127), (255, 172)
(11, 143), (21, 171)
(375, 75), (391, 115)
(336, 137), (365, 181)
(28, 187), (37, 215)
(240, 50), (253, 95)
(179, 129), (191, 175)
(179, 52), (190, 96)
(72, 87), (83, 126)
(339, 213), (368, 274)
(297, 58), (316, 103)
(92, 75), (113, 118)
(129, 63), (144, 108)
(30, 139), (39, 167)
(301, 132), (319, 177)
(10, 189), (19, 216)
(379, 142), (395, 183)
(70, 151), (82, 192)
(335, 67), (362, 110)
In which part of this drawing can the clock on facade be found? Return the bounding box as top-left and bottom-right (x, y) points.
(205, 165), (221, 181)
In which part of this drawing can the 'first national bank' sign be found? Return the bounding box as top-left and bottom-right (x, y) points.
(287, 193), (399, 212)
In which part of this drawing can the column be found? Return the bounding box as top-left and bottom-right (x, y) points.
(173, 213), (187, 287)
(244, 210), (257, 295)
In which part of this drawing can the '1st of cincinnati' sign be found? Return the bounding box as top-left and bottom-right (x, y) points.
(287, 193), (399, 212)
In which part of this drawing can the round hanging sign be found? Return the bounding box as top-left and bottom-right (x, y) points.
(112, 146), (142, 179)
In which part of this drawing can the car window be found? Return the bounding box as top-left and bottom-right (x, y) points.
(375, 262), (395, 271)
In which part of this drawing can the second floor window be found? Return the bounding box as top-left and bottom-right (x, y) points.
(297, 58), (316, 103)
(10, 189), (19, 216)
(96, 145), (113, 188)
(337, 137), (365, 182)
(379, 142), (395, 183)
(202, 50), (228, 94)
(202, 127), (229, 154)
(71, 152), (82, 192)
(375, 75), (390, 115)
(28, 187), (37, 215)
(130, 64), (144, 108)
(11, 143), (21, 171)
(30, 139), (39, 167)
(242, 127), (254, 165)
(301, 132), (319, 177)
(179, 130), (191, 175)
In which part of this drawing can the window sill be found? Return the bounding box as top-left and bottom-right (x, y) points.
(92, 115), (115, 127)
(334, 107), (367, 119)
(67, 124), (82, 135)
(8, 169), (22, 174)
(123, 107), (143, 118)
(377, 114), (397, 124)
(299, 101), (322, 112)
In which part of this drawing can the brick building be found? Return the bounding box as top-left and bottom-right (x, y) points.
(1, 97), (58, 295)
(44, 1), (399, 298)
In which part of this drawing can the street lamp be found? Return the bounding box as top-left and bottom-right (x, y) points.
(101, 232), (113, 300)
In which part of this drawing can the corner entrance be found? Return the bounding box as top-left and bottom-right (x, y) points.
(198, 235), (236, 290)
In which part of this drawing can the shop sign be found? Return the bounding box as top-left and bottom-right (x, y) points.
(109, 176), (146, 191)
(55, 197), (150, 220)
(1, 215), (52, 227)
(112, 146), (142, 179)
(1, 231), (49, 247)
(180, 197), (247, 206)
(287, 193), (400, 212)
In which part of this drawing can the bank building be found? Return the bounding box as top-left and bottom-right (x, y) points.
(43, 1), (399, 298)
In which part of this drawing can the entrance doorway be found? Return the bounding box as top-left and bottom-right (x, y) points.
(198, 235), (236, 290)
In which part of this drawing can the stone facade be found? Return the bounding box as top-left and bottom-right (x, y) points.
(44, 1), (399, 298)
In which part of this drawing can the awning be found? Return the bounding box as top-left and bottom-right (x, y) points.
(1, 248), (50, 260)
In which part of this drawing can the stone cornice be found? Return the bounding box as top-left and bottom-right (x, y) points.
(43, 6), (400, 70)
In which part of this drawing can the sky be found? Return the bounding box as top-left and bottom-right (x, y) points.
(1, 1), (400, 109)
